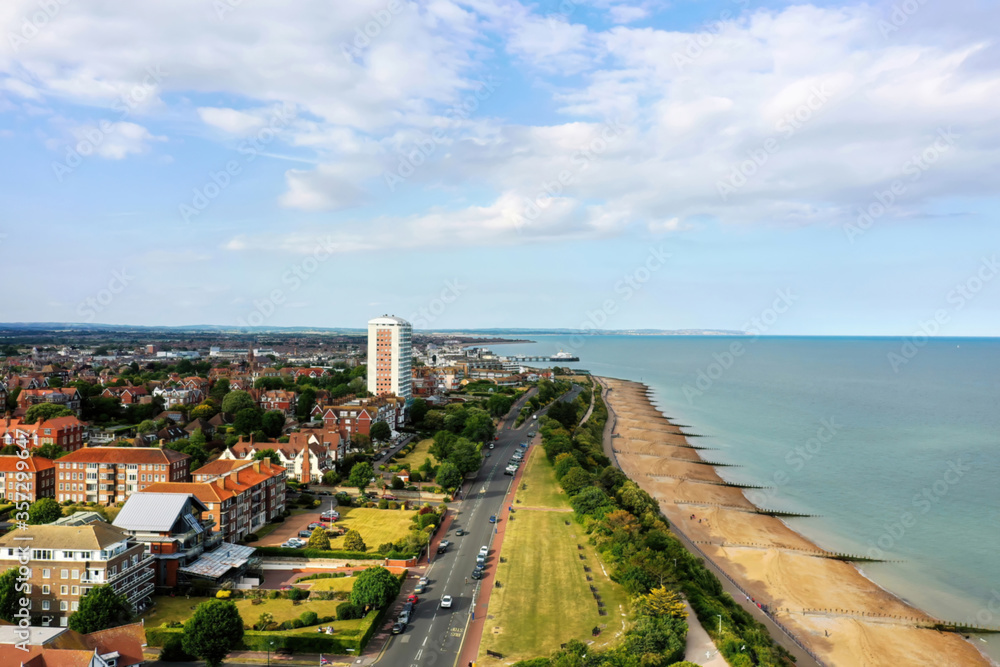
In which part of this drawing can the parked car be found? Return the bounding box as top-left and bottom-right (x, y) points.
(382, 493), (397, 500)
(489, 515), (497, 524)
(479, 546), (489, 556)
(471, 569), (484, 580)
(418, 576), (429, 586)
(307, 522), (324, 530)
(299, 530), (313, 538)
(488, 443), (494, 449)
(474, 561), (485, 571)
(398, 609), (411, 624)
(392, 622), (406, 634)
(414, 583), (425, 594)
(403, 602), (414, 614)
(407, 594), (419, 604)
(440, 595), (453, 609)
(504, 468), (515, 476)
(527, 431), (535, 437)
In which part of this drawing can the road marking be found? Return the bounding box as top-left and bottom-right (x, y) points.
(415, 649), (423, 660)
(422, 637), (428, 646)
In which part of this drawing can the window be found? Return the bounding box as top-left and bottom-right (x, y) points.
(61, 569), (68, 579)
(60, 601), (68, 611)
(71, 586), (78, 595)
(42, 600), (50, 610)
(42, 569), (50, 578)
(71, 601), (79, 611)
(42, 584), (50, 594)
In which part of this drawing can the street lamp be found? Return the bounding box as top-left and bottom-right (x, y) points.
(267, 640), (274, 666)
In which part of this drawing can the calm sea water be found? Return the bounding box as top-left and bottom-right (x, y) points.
(497, 335), (1000, 660)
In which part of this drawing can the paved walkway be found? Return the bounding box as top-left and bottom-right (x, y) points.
(683, 601), (729, 667)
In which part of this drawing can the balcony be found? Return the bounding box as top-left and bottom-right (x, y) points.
(107, 555), (153, 584)
(126, 582), (155, 607)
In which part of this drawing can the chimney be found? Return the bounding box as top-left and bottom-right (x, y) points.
(159, 439), (165, 447)
(216, 477), (225, 489)
(249, 433), (254, 446)
(253, 460), (260, 473)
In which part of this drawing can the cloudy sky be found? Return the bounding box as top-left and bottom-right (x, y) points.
(1, 0), (998, 334)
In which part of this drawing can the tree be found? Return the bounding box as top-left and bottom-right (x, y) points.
(189, 428), (207, 449)
(255, 611), (274, 631)
(435, 462), (462, 491)
(68, 584), (132, 633)
(5, 387), (20, 411)
(23, 403), (74, 424)
(254, 449), (281, 465)
(190, 402), (217, 419)
(390, 475), (405, 490)
(352, 433), (372, 452)
(637, 586), (688, 619)
(296, 386), (317, 422)
(560, 467), (594, 496)
(182, 599), (245, 667)
(307, 527), (331, 550)
(461, 408), (495, 442)
(322, 470), (341, 486)
(135, 419), (158, 435)
(232, 407), (263, 435)
(221, 390), (256, 415)
(348, 462), (375, 495)
(209, 378), (231, 404)
(262, 410), (285, 438)
(408, 398), (428, 425)
(33, 442), (67, 460)
(369, 420), (392, 444)
(343, 529), (367, 552)
(447, 439), (481, 474)
(486, 393), (515, 418)
(350, 566), (399, 611)
(28, 497), (63, 525)
(548, 400), (579, 430)
(0, 568), (18, 622)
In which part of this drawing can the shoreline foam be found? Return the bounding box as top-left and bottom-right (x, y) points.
(599, 376), (992, 667)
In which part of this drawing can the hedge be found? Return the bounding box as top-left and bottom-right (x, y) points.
(254, 546), (388, 560)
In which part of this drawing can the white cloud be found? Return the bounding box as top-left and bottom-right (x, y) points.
(69, 121), (166, 159)
(196, 107), (269, 134)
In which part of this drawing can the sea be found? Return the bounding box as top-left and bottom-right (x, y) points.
(493, 335), (1000, 662)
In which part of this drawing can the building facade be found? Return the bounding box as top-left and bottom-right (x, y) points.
(0, 416), (87, 452)
(0, 523), (155, 626)
(367, 315), (412, 400)
(0, 455), (56, 502)
(55, 446), (191, 504)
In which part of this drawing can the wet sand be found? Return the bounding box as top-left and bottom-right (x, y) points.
(601, 377), (990, 667)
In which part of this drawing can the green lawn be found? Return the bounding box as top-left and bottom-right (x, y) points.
(394, 438), (438, 469)
(479, 510), (629, 664)
(326, 506), (417, 551)
(142, 595), (365, 632)
(514, 448), (568, 509)
(297, 575), (356, 592)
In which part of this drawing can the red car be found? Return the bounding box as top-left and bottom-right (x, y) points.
(382, 494), (397, 501)
(407, 594), (419, 604)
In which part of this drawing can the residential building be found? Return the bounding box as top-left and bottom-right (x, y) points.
(151, 386), (203, 407)
(259, 389), (296, 416)
(113, 492), (255, 588)
(55, 446), (191, 504)
(0, 523), (155, 626)
(16, 387), (83, 415)
(0, 455), (56, 502)
(141, 458), (285, 542)
(100, 384), (150, 404)
(0, 621), (147, 666)
(0, 416), (87, 452)
(367, 315), (412, 401)
(220, 430), (337, 483)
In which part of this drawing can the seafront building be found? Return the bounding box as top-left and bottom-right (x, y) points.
(0, 523), (155, 626)
(54, 446), (191, 504)
(367, 315), (413, 401)
(0, 454), (56, 502)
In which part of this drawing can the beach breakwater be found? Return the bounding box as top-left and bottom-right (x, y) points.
(598, 376), (993, 667)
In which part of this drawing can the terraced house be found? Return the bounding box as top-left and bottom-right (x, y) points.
(0, 415), (87, 452)
(0, 523), (155, 626)
(55, 446), (191, 504)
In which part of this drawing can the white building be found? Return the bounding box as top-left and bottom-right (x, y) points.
(367, 315), (412, 401)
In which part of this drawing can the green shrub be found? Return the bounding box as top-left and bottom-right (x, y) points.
(300, 611), (319, 626)
(337, 602), (364, 620)
(287, 587), (309, 601)
(159, 635), (195, 662)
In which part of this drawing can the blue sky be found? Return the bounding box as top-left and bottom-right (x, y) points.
(1, 0), (998, 335)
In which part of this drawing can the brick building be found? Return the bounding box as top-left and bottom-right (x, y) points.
(0, 415), (87, 452)
(55, 446), (191, 504)
(0, 455), (56, 502)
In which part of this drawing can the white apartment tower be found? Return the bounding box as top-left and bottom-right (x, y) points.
(367, 315), (412, 401)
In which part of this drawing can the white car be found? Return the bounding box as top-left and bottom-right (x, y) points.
(440, 595), (453, 609)
(418, 576), (429, 586)
(479, 545), (489, 557)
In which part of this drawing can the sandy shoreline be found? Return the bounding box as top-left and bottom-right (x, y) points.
(599, 377), (991, 667)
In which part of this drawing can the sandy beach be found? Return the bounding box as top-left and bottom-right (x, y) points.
(600, 377), (991, 667)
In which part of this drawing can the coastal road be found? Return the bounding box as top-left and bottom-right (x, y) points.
(376, 386), (581, 667)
